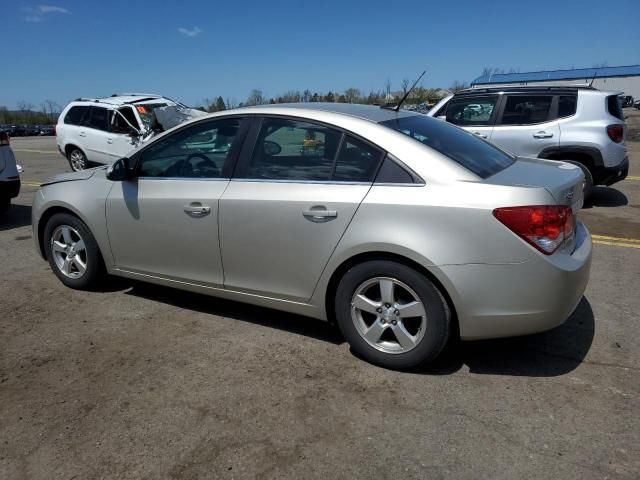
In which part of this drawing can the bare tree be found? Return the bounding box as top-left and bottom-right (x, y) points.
(385, 78), (392, 99)
(450, 81), (469, 93)
(401, 78), (410, 95)
(246, 89), (265, 106)
(344, 88), (361, 104)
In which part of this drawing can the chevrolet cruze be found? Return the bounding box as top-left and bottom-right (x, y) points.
(32, 103), (591, 369)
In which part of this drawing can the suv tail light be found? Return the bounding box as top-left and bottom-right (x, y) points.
(493, 206), (574, 255)
(607, 124), (624, 143)
(0, 131), (9, 146)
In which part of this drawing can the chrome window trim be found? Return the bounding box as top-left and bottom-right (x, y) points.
(230, 178), (372, 186)
(136, 176), (230, 182)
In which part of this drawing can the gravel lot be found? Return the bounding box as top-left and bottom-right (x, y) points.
(1, 118), (639, 479)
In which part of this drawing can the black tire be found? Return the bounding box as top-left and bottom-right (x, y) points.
(335, 260), (450, 370)
(67, 147), (87, 171)
(0, 196), (9, 215)
(43, 213), (102, 290)
(565, 161), (594, 199)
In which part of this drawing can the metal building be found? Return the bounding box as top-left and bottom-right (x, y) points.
(471, 65), (640, 99)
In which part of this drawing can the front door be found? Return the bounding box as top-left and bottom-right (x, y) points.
(106, 117), (247, 286)
(219, 117), (384, 301)
(444, 94), (499, 141)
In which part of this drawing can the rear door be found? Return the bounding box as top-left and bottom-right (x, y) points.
(444, 94), (499, 140)
(490, 94), (559, 158)
(219, 116), (384, 301)
(82, 107), (112, 164)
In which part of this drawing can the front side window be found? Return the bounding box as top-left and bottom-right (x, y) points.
(380, 115), (514, 179)
(137, 119), (241, 178)
(86, 107), (109, 131)
(246, 119), (341, 181)
(499, 95), (552, 125)
(445, 96), (497, 126)
(110, 107), (140, 133)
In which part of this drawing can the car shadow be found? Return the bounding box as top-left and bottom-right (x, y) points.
(0, 204), (32, 231)
(421, 296), (595, 377)
(583, 187), (628, 208)
(120, 280), (344, 345)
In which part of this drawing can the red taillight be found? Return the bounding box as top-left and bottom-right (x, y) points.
(493, 206), (574, 255)
(607, 124), (624, 143)
(0, 131), (9, 146)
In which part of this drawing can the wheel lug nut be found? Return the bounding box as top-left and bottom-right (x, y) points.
(385, 303), (390, 308)
(394, 310), (400, 316)
(376, 307), (382, 313)
(392, 320), (397, 325)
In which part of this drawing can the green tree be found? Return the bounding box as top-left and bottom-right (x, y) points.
(344, 88), (361, 103)
(325, 91), (335, 103)
(215, 96), (226, 111)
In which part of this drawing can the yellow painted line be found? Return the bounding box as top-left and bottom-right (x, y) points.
(592, 234), (640, 244)
(626, 176), (640, 181)
(593, 240), (640, 249)
(13, 149), (59, 155)
(22, 181), (42, 187)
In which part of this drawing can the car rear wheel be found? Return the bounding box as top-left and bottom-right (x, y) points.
(44, 213), (102, 289)
(564, 160), (593, 198)
(67, 148), (87, 172)
(335, 260), (450, 369)
(0, 196), (9, 214)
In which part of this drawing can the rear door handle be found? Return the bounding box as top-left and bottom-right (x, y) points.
(533, 131), (553, 139)
(473, 132), (487, 139)
(79, 131), (87, 137)
(184, 203), (211, 216)
(107, 138), (113, 144)
(303, 207), (337, 221)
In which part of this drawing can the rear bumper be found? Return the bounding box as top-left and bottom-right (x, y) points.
(593, 156), (628, 186)
(0, 178), (21, 198)
(441, 222), (592, 340)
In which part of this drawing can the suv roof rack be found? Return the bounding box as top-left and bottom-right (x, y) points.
(110, 93), (161, 98)
(458, 84), (598, 94)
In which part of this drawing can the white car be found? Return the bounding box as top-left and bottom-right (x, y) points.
(0, 129), (21, 213)
(56, 94), (183, 171)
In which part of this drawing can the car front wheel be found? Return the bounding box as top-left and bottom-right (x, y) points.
(335, 260), (450, 369)
(44, 213), (102, 289)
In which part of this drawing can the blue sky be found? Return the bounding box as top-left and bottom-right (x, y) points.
(2, 0), (639, 109)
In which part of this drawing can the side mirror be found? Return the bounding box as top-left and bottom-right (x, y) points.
(107, 157), (134, 181)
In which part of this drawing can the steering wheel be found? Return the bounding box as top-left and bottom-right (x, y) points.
(184, 153), (220, 178)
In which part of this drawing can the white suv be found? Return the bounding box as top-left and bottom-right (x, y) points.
(56, 94), (179, 171)
(428, 86), (629, 192)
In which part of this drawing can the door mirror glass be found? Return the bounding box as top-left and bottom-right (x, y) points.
(107, 157), (133, 181)
(262, 140), (282, 156)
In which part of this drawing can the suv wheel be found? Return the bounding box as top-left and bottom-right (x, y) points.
(564, 160), (594, 198)
(44, 213), (102, 289)
(335, 260), (450, 369)
(0, 196), (10, 214)
(68, 148), (87, 172)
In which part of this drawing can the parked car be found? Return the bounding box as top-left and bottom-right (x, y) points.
(38, 125), (56, 136)
(619, 95), (634, 108)
(32, 104), (591, 369)
(56, 94), (182, 171)
(428, 86), (628, 194)
(0, 128), (21, 213)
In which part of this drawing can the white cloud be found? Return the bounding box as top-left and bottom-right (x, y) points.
(178, 26), (203, 38)
(23, 4), (70, 22)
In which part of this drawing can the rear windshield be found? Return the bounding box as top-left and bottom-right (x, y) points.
(607, 95), (623, 120)
(379, 115), (514, 178)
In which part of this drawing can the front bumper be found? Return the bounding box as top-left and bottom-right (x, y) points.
(593, 156), (628, 186)
(0, 178), (21, 199)
(440, 222), (592, 340)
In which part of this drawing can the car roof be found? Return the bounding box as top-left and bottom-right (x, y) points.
(236, 102), (418, 123)
(70, 94), (170, 107)
(453, 85), (619, 96)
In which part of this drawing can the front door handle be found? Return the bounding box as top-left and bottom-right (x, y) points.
(473, 131), (487, 139)
(79, 131), (87, 137)
(533, 131), (553, 139)
(184, 203), (211, 216)
(107, 138), (113, 144)
(303, 206), (337, 222)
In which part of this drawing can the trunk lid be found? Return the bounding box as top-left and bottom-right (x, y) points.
(486, 157), (584, 213)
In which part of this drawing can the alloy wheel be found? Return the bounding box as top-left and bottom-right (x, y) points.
(50, 225), (88, 279)
(350, 277), (427, 354)
(69, 150), (86, 171)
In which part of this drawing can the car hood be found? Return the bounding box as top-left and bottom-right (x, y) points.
(486, 156), (585, 212)
(41, 166), (106, 186)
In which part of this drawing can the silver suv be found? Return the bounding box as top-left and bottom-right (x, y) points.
(428, 86), (629, 192)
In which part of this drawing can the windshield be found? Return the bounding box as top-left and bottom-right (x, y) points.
(379, 115), (514, 178)
(135, 103), (168, 129)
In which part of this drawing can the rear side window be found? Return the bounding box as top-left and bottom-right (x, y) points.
(64, 106), (88, 125)
(86, 107), (109, 131)
(445, 96), (497, 126)
(333, 136), (381, 182)
(558, 95), (577, 118)
(607, 95), (623, 120)
(380, 115), (514, 179)
(499, 95), (552, 125)
(375, 155), (417, 184)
